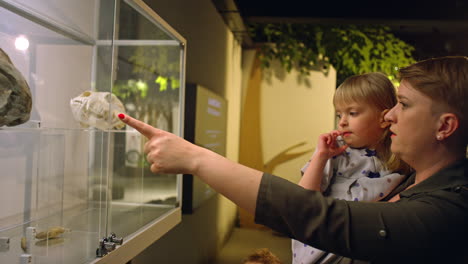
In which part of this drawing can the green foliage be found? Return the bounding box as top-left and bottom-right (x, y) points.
(130, 46), (180, 82)
(110, 42), (181, 128)
(113, 79), (149, 100)
(251, 23), (416, 85)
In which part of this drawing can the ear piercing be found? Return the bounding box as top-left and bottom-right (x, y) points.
(437, 135), (442, 140)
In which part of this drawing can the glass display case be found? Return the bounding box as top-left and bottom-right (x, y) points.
(0, 0), (186, 263)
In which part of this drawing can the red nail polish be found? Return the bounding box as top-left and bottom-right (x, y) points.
(118, 113), (125, 119)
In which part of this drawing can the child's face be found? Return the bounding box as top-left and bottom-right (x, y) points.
(335, 101), (385, 149)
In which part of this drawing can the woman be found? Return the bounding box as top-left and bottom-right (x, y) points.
(118, 56), (468, 263)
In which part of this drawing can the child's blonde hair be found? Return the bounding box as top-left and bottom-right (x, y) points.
(333, 72), (410, 174)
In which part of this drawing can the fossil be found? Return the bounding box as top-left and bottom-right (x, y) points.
(35, 226), (69, 240)
(0, 48), (32, 126)
(20, 237), (26, 251)
(70, 90), (126, 130)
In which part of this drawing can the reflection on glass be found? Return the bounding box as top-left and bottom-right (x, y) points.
(0, 0), (184, 263)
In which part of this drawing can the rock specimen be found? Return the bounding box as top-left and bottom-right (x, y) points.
(0, 48), (32, 126)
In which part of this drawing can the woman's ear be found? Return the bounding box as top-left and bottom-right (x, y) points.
(380, 109), (391, 128)
(437, 113), (459, 140)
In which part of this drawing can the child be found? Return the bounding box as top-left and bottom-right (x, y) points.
(292, 72), (410, 264)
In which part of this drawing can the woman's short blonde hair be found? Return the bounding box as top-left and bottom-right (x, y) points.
(399, 56), (468, 148)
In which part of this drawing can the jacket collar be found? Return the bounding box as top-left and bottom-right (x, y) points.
(399, 159), (468, 198)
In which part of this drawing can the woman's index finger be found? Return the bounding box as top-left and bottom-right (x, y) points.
(118, 113), (156, 139)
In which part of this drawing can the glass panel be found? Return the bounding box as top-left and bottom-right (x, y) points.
(31, 129), (101, 264)
(103, 0), (181, 239)
(118, 1), (172, 41)
(0, 1), (108, 263)
(0, 4), (94, 129)
(5, 0), (97, 37)
(0, 130), (40, 263)
(0, 129), (104, 264)
(0, 0), (183, 262)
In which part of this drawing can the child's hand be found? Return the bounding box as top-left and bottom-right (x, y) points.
(300, 130), (347, 190)
(315, 130), (348, 159)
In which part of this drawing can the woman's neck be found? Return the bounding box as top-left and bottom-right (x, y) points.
(411, 153), (461, 184)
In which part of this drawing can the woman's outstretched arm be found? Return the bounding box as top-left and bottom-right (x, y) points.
(119, 114), (262, 214)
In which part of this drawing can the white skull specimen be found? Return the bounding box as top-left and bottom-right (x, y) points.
(70, 91), (126, 130)
(0, 48), (32, 127)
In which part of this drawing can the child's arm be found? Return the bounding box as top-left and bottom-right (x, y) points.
(299, 151), (329, 190)
(299, 131), (347, 191)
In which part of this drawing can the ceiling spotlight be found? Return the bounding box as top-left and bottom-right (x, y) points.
(15, 35), (29, 51)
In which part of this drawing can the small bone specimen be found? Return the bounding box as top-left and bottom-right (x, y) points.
(20, 237), (26, 251)
(0, 48), (32, 126)
(35, 226), (69, 240)
(70, 91), (126, 130)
